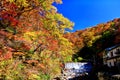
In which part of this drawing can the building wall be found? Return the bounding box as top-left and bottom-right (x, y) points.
(104, 46), (120, 67)
(107, 59), (116, 67)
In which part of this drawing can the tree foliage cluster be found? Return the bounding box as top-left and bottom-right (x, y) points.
(65, 18), (120, 60)
(0, 0), (74, 79)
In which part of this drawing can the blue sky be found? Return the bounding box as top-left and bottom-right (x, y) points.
(54, 0), (120, 32)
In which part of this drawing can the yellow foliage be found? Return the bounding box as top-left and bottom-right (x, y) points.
(8, 0), (29, 7)
(9, 0), (14, 3)
(23, 31), (43, 42)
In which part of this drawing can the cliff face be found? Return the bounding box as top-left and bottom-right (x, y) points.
(65, 18), (120, 59)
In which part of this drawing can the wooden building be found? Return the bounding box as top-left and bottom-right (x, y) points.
(103, 44), (120, 73)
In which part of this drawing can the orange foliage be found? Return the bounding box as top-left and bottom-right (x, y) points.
(37, 63), (46, 69)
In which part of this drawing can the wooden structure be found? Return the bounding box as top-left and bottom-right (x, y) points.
(103, 44), (120, 73)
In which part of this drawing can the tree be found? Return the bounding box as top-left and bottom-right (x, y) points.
(0, 0), (74, 79)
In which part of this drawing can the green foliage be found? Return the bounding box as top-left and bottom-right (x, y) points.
(74, 57), (83, 62)
(39, 73), (50, 80)
(102, 31), (111, 38)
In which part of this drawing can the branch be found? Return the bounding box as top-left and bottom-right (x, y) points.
(33, 43), (43, 53)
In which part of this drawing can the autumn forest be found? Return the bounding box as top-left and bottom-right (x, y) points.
(0, 0), (120, 80)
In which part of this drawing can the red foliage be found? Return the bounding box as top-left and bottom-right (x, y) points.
(0, 2), (19, 26)
(60, 63), (65, 68)
(0, 49), (3, 55)
(22, 43), (31, 51)
(3, 51), (12, 60)
(48, 40), (59, 51)
(0, 30), (9, 36)
(6, 47), (14, 52)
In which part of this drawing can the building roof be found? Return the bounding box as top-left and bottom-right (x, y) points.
(105, 44), (120, 51)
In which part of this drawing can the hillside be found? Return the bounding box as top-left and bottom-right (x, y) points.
(65, 18), (120, 60)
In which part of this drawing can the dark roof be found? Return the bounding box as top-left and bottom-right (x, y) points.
(105, 44), (120, 51)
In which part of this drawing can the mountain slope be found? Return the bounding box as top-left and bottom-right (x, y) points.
(65, 18), (120, 60)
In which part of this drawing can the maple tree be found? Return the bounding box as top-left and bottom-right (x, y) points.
(0, 0), (74, 79)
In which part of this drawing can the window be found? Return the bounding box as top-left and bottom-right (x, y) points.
(117, 48), (120, 51)
(111, 51), (113, 57)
